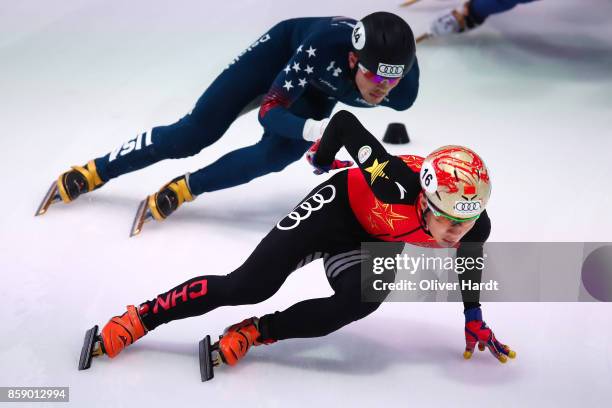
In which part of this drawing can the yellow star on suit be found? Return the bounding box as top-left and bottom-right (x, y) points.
(365, 159), (389, 185)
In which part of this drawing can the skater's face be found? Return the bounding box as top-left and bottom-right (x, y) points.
(419, 195), (476, 247)
(349, 52), (401, 105)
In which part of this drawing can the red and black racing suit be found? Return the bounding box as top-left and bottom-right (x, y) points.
(138, 110), (490, 341)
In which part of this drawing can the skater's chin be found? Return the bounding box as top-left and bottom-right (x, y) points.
(361, 93), (383, 105)
(438, 238), (458, 247)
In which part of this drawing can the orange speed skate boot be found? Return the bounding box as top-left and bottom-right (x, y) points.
(199, 317), (275, 381)
(78, 305), (147, 370)
(100, 305), (147, 358)
(218, 317), (273, 366)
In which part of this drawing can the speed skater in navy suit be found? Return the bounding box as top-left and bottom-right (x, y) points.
(38, 12), (421, 237)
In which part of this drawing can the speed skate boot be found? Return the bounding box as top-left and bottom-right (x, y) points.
(130, 174), (195, 236)
(199, 317), (275, 380)
(218, 317), (275, 366)
(418, 2), (482, 43)
(78, 305), (147, 370)
(36, 160), (104, 216)
(199, 317), (276, 381)
(100, 305), (148, 358)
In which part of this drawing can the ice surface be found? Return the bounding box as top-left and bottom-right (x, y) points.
(1, 0), (611, 406)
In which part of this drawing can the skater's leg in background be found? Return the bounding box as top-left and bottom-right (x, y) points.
(131, 132), (310, 228)
(188, 133), (311, 195)
(469, 0), (537, 23)
(93, 116), (216, 182)
(186, 79), (337, 195)
(91, 22), (293, 183)
(429, 0), (537, 37)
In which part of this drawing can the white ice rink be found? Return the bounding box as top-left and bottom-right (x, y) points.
(1, 0), (611, 406)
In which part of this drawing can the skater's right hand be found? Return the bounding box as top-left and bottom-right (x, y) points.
(463, 307), (516, 363)
(302, 118), (329, 142)
(305, 139), (354, 175)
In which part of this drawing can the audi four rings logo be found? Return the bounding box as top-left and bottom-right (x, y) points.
(376, 63), (404, 78)
(454, 201), (481, 213)
(277, 185), (336, 230)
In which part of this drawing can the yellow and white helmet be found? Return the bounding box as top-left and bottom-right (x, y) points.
(419, 145), (491, 221)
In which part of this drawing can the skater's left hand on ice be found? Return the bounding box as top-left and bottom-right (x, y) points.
(463, 307), (516, 363)
(305, 139), (354, 175)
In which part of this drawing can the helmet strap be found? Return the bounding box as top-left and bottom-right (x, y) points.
(421, 208), (431, 232)
(417, 192), (431, 232)
(349, 59), (360, 87)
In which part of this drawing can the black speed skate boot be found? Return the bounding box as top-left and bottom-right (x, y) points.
(36, 160), (104, 216)
(130, 174), (195, 236)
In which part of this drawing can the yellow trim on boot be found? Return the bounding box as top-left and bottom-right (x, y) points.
(148, 175), (195, 221)
(70, 164), (100, 193)
(56, 160), (104, 203)
(169, 177), (195, 205)
(86, 160), (104, 187)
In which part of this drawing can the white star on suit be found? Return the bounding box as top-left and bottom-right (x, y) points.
(306, 46), (316, 57)
(298, 78), (307, 88)
(292, 62), (301, 72)
(305, 65), (314, 74)
(283, 80), (294, 91)
(297, 45), (303, 53)
(283, 65), (291, 74)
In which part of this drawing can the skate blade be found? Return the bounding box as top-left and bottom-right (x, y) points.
(400, 0), (421, 7)
(130, 197), (153, 237)
(198, 335), (219, 382)
(416, 33), (431, 44)
(35, 182), (60, 216)
(78, 325), (100, 370)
